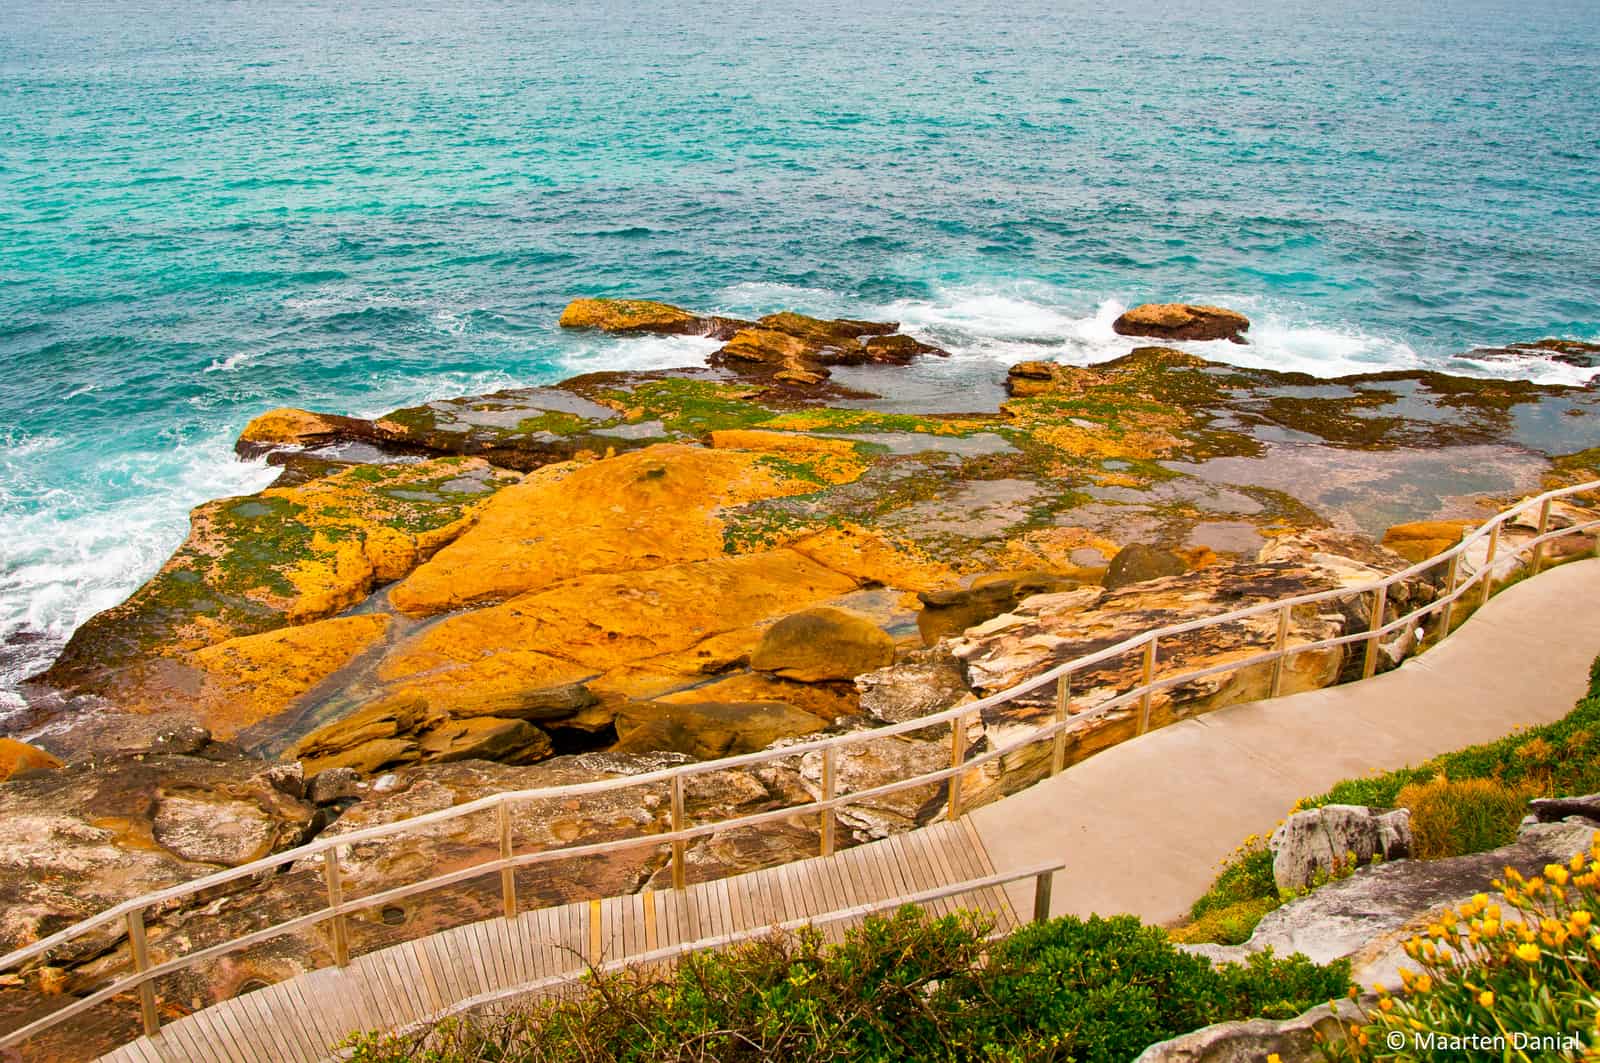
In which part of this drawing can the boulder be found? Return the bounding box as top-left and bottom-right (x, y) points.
(708, 313), (945, 386)
(798, 729), (947, 837)
(305, 766), (360, 805)
(1269, 804), (1412, 892)
(235, 407), (358, 455)
(917, 570), (1083, 642)
(612, 700), (827, 760)
(152, 793), (281, 867)
(149, 723), (213, 756)
(415, 716), (553, 764)
(291, 695), (438, 776)
(856, 647), (973, 724)
(445, 680), (600, 722)
(1103, 543), (1188, 589)
(0, 738), (63, 782)
(1194, 820), (1595, 990)
(1133, 1001), (1362, 1063)
(1380, 519), (1476, 564)
(1112, 303), (1250, 344)
(557, 297), (747, 339)
(750, 607), (896, 683)
(1528, 793), (1600, 826)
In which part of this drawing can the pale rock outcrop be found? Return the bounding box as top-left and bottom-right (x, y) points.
(1269, 804), (1412, 892)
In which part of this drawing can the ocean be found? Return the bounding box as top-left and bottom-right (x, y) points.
(2, 0), (1598, 713)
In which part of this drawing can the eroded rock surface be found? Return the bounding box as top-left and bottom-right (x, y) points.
(1113, 303), (1251, 344)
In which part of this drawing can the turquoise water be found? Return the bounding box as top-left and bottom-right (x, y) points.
(3, 0), (1599, 708)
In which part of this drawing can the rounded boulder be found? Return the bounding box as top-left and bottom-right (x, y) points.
(750, 607), (895, 683)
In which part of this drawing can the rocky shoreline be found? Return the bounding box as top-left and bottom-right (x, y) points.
(3, 299), (1600, 1059)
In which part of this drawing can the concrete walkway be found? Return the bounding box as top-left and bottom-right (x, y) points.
(973, 558), (1600, 926)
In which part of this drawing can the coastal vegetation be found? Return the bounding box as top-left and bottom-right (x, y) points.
(341, 907), (1348, 1063)
(1323, 844), (1600, 1060)
(1174, 653), (1600, 947)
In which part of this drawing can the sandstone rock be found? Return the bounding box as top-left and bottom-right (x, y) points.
(389, 444), (852, 616)
(1133, 1001), (1362, 1063)
(798, 729), (947, 837)
(948, 561), (1364, 790)
(917, 570), (1082, 642)
(1196, 820), (1595, 990)
(416, 716), (553, 764)
(379, 548), (860, 713)
(188, 614), (394, 739)
(750, 607), (895, 683)
(708, 313), (943, 386)
(39, 457), (514, 714)
(557, 297), (747, 339)
(0, 750), (316, 957)
(657, 672), (861, 722)
(306, 766), (361, 805)
(1112, 303), (1250, 344)
(1380, 519), (1476, 564)
(292, 695), (437, 776)
(612, 700), (827, 760)
(444, 681), (599, 722)
(1104, 543), (1188, 590)
(264, 761), (305, 799)
(235, 407), (353, 455)
(152, 793), (281, 867)
(1270, 804), (1412, 892)
(856, 647), (972, 723)
(1528, 793), (1600, 826)
(149, 724), (213, 756)
(0, 738), (63, 782)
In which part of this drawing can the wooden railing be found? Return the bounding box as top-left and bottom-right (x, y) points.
(3, 479), (1598, 1051)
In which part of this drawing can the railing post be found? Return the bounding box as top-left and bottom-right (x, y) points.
(1049, 671), (1072, 776)
(670, 774), (687, 891)
(1437, 553), (1461, 642)
(820, 745), (837, 857)
(1362, 584), (1388, 679)
(947, 711), (969, 820)
(323, 848), (350, 967)
(125, 908), (160, 1038)
(1480, 524), (1500, 609)
(1269, 604), (1291, 698)
(1531, 498), (1553, 574)
(1032, 868), (1055, 924)
(498, 798), (517, 921)
(1136, 637), (1157, 734)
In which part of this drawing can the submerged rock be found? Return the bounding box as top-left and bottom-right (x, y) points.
(1113, 303), (1251, 344)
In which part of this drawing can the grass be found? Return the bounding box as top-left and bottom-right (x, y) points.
(1172, 651), (1600, 945)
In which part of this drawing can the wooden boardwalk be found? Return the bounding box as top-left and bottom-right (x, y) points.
(97, 821), (1017, 1063)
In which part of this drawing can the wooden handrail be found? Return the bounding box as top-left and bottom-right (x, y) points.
(2, 479), (1597, 1050)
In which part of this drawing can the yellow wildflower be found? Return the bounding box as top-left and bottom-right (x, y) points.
(1479, 990), (1495, 1008)
(1486, 903), (1502, 920)
(1546, 864), (1571, 886)
(1571, 853), (1587, 873)
(1516, 942), (1541, 962)
(1414, 974), (1433, 994)
(1573, 910), (1593, 929)
(1482, 917), (1501, 936)
(1379, 997), (1394, 1013)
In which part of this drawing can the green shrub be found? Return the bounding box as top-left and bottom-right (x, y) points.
(343, 907), (1349, 1063)
(1323, 840), (1600, 1060)
(1394, 776), (1536, 859)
